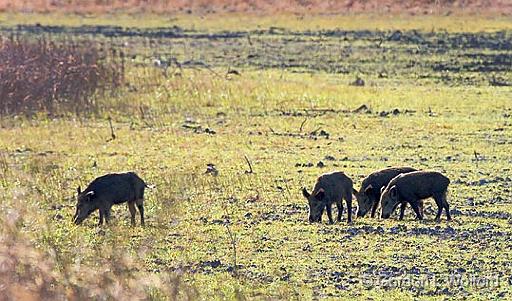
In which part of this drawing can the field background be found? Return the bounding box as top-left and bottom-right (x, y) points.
(1, 1), (512, 300)
(1, 0), (512, 14)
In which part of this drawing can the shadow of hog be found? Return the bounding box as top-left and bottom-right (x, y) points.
(355, 167), (417, 219)
(302, 171), (354, 224)
(73, 172), (151, 226)
(380, 171), (451, 221)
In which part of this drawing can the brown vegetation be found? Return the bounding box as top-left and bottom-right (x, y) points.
(0, 36), (124, 116)
(0, 209), (194, 300)
(0, 0), (510, 15)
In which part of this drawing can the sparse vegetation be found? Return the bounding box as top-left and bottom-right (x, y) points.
(1, 10), (512, 300)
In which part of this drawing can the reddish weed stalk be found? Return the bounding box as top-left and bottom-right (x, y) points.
(0, 35), (124, 116)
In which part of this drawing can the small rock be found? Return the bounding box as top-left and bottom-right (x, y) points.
(246, 194), (259, 203)
(302, 244), (312, 252)
(205, 164), (218, 176)
(445, 226), (456, 235)
(204, 128), (216, 135)
(454, 267), (466, 273)
(351, 77), (365, 86)
(201, 259), (221, 269)
(389, 226), (401, 234)
(227, 69), (241, 76)
(318, 130), (330, 139)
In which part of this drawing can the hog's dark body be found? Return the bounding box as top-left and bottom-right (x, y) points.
(73, 172), (149, 226)
(83, 172), (146, 205)
(356, 166), (417, 218)
(381, 171), (451, 221)
(303, 171), (354, 224)
(388, 171), (450, 201)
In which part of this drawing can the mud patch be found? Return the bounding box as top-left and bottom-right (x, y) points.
(2, 25), (511, 86)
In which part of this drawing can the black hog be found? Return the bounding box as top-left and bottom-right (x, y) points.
(302, 171), (354, 224)
(73, 172), (150, 226)
(380, 171), (451, 221)
(355, 167), (417, 219)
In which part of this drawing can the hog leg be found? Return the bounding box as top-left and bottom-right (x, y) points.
(398, 202), (407, 220)
(408, 200), (423, 220)
(370, 199), (379, 218)
(336, 200), (343, 222)
(326, 204), (334, 224)
(433, 192), (451, 221)
(128, 201), (137, 226)
(345, 192), (353, 223)
(104, 207), (112, 224)
(98, 210), (104, 226)
(135, 198), (145, 226)
(418, 201), (425, 218)
(432, 194), (444, 222)
(441, 191), (452, 221)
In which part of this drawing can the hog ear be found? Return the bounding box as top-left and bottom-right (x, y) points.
(77, 186), (81, 195)
(390, 186), (397, 198)
(315, 188), (325, 200)
(364, 184), (373, 194)
(302, 187), (310, 198)
(85, 191), (95, 199)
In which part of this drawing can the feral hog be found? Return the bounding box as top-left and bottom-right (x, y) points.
(73, 172), (150, 226)
(355, 167), (417, 219)
(302, 171), (354, 224)
(380, 171), (451, 221)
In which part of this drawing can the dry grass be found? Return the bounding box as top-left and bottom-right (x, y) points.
(0, 207), (197, 300)
(0, 36), (124, 116)
(0, 0), (511, 15)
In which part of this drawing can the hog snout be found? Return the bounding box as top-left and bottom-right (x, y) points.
(73, 214), (85, 225)
(309, 215), (322, 223)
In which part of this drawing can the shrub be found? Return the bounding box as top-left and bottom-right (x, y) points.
(0, 36), (124, 116)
